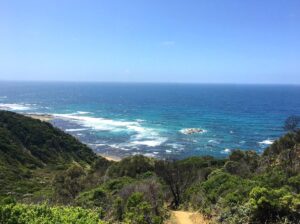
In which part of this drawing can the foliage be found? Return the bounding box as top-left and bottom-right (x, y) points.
(0, 111), (101, 199)
(2, 111), (300, 223)
(284, 115), (300, 132)
(123, 192), (162, 224)
(0, 203), (107, 224)
(288, 174), (300, 193)
(53, 164), (86, 202)
(247, 187), (300, 223)
(225, 150), (259, 177)
(107, 155), (155, 178)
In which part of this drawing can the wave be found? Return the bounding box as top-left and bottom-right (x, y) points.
(221, 148), (231, 154)
(0, 103), (32, 111)
(259, 139), (274, 145)
(53, 113), (167, 148)
(166, 143), (184, 151)
(65, 128), (88, 132)
(74, 111), (91, 115)
(130, 139), (166, 147)
(208, 139), (220, 144)
(53, 113), (139, 131)
(108, 144), (132, 151)
(143, 152), (157, 158)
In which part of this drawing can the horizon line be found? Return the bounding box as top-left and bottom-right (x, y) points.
(0, 79), (300, 86)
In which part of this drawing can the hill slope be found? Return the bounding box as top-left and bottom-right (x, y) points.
(0, 110), (99, 199)
(1, 110), (300, 223)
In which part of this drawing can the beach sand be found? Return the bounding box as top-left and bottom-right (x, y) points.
(23, 113), (122, 162)
(26, 114), (53, 122)
(98, 154), (121, 162)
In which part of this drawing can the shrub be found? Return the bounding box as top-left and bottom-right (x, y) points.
(107, 155), (154, 178)
(53, 164), (86, 202)
(0, 203), (107, 224)
(123, 192), (162, 224)
(247, 187), (300, 223)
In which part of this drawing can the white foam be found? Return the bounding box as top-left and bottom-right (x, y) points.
(53, 113), (167, 148)
(165, 150), (172, 153)
(166, 143), (184, 150)
(88, 143), (106, 147)
(221, 148), (231, 154)
(259, 139), (274, 145)
(53, 113), (138, 131)
(130, 139), (166, 147)
(65, 128), (88, 132)
(108, 144), (131, 151)
(208, 139), (220, 144)
(143, 153), (156, 158)
(74, 111), (91, 115)
(0, 103), (31, 111)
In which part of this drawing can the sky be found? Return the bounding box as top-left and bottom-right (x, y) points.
(0, 0), (299, 84)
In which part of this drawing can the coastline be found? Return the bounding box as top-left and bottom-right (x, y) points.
(98, 153), (121, 162)
(1, 110), (123, 162)
(27, 113), (122, 161)
(25, 113), (54, 122)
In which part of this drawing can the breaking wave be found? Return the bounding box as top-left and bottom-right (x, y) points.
(0, 103), (32, 111)
(258, 139), (274, 145)
(53, 113), (167, 148)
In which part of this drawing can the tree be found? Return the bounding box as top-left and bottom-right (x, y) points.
(53, 164), (86, 202)
(154, 160), (197, 209)
(284, 116), (300, 132)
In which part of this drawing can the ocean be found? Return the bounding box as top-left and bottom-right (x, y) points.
(1, 81), (299, 159)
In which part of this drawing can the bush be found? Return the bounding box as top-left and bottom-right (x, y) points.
(123, 192), (162, 224)
(247, 187), (300, 223)
(0, 203), (107, 224)
(53, 164), (86, 202)
(107, 155), (154, 178)
(75, 187), (109, 213)
(201, 170), (253, 204)
(288, 174), (300, 193)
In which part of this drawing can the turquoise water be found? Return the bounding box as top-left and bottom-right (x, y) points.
(1, 82), (300, 159)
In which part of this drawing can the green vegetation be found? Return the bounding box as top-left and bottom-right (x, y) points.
(0, 203), (107, 224)
(1, 111), (300, 223)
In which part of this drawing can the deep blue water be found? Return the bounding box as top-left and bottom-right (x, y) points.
(1, 81), (300, 159)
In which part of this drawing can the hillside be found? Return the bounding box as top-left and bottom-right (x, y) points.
(0, 111), (300, 223)
(0, 110), (102, 201)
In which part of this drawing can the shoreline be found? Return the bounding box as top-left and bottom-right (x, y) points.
(22, 112), (122, 162)
(29, 113), (123, 162)
(98, 153), (122, 162)
(25, 113), (54, 122)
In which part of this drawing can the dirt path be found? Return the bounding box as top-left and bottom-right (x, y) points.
(173, 211), (194, 224)
(171, 211), (208, 224)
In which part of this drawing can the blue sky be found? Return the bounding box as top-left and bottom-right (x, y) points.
(0, 0), (299, 84)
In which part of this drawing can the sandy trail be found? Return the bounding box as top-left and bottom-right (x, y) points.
(172, 211), (208, 224)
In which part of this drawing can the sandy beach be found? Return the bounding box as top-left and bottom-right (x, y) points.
(98, 154), (121, 162)
(24, 113), (123, 162)
(25, 113), (54, 122)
